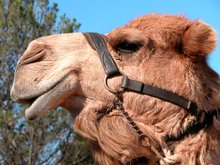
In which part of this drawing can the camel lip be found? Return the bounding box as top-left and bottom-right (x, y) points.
(13, 96), (38, 105)
(24, 76), (76, 120)
(11, 76), (74, 121)
(25, 91), (64, 120)
(10, 71), (70, 104)
(24, 87), (61, 120)
(25, 91), (54, 120)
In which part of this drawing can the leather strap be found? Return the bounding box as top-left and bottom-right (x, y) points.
(83, 33), (120, 78)
(122, 76), (199, 116)
(83, 32), (220, 132)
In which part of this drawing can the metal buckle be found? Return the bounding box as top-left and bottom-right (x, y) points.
(138, 134), (151, 148)
(104, 71), (126, 94)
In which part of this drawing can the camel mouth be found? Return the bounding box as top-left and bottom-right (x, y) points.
(24, 78), (75, 120)
(10, 82), (64, 120)
(25, 89), (60, 120)
(10, 82), (63, 120)
(10, 70), (79, 120)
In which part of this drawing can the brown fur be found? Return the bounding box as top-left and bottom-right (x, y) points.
(11, 14), (220, 164)
(75, 14), (220, 164)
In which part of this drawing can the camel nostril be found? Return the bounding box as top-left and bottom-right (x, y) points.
(18, 49), (46, 66)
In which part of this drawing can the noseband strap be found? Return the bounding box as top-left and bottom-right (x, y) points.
(83, 32), (120, 78)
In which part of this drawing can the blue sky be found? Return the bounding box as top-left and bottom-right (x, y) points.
(51, 0), (219, 74)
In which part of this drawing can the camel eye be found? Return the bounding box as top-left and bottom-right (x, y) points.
(116, 42), (141, 53)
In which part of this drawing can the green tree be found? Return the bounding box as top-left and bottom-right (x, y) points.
(0, 0), (95, 164)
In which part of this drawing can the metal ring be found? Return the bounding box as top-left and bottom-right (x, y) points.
(138, 134), (151, 148)
(104, 72), (126, 94)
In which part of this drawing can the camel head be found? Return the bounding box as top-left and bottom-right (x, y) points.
(11, 14), (220, 165)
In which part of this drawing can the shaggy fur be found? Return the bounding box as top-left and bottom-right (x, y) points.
(11, 14), (220, 165)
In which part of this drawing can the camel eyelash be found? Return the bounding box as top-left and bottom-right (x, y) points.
(116, 42), (142, 54)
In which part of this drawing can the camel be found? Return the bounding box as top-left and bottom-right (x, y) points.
(11, 14), (220, 165)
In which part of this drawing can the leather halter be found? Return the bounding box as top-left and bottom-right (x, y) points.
(83, 32), (220, 162)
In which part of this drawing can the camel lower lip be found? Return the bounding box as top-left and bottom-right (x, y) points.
(25, 86), (61, 120)
(25, 91), (54, 120)
(24, 75), (75, 120)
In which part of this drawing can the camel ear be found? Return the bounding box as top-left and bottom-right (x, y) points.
(182, 20), (216, 57)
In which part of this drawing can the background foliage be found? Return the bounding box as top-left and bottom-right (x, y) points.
(0, 0), (95, 164)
